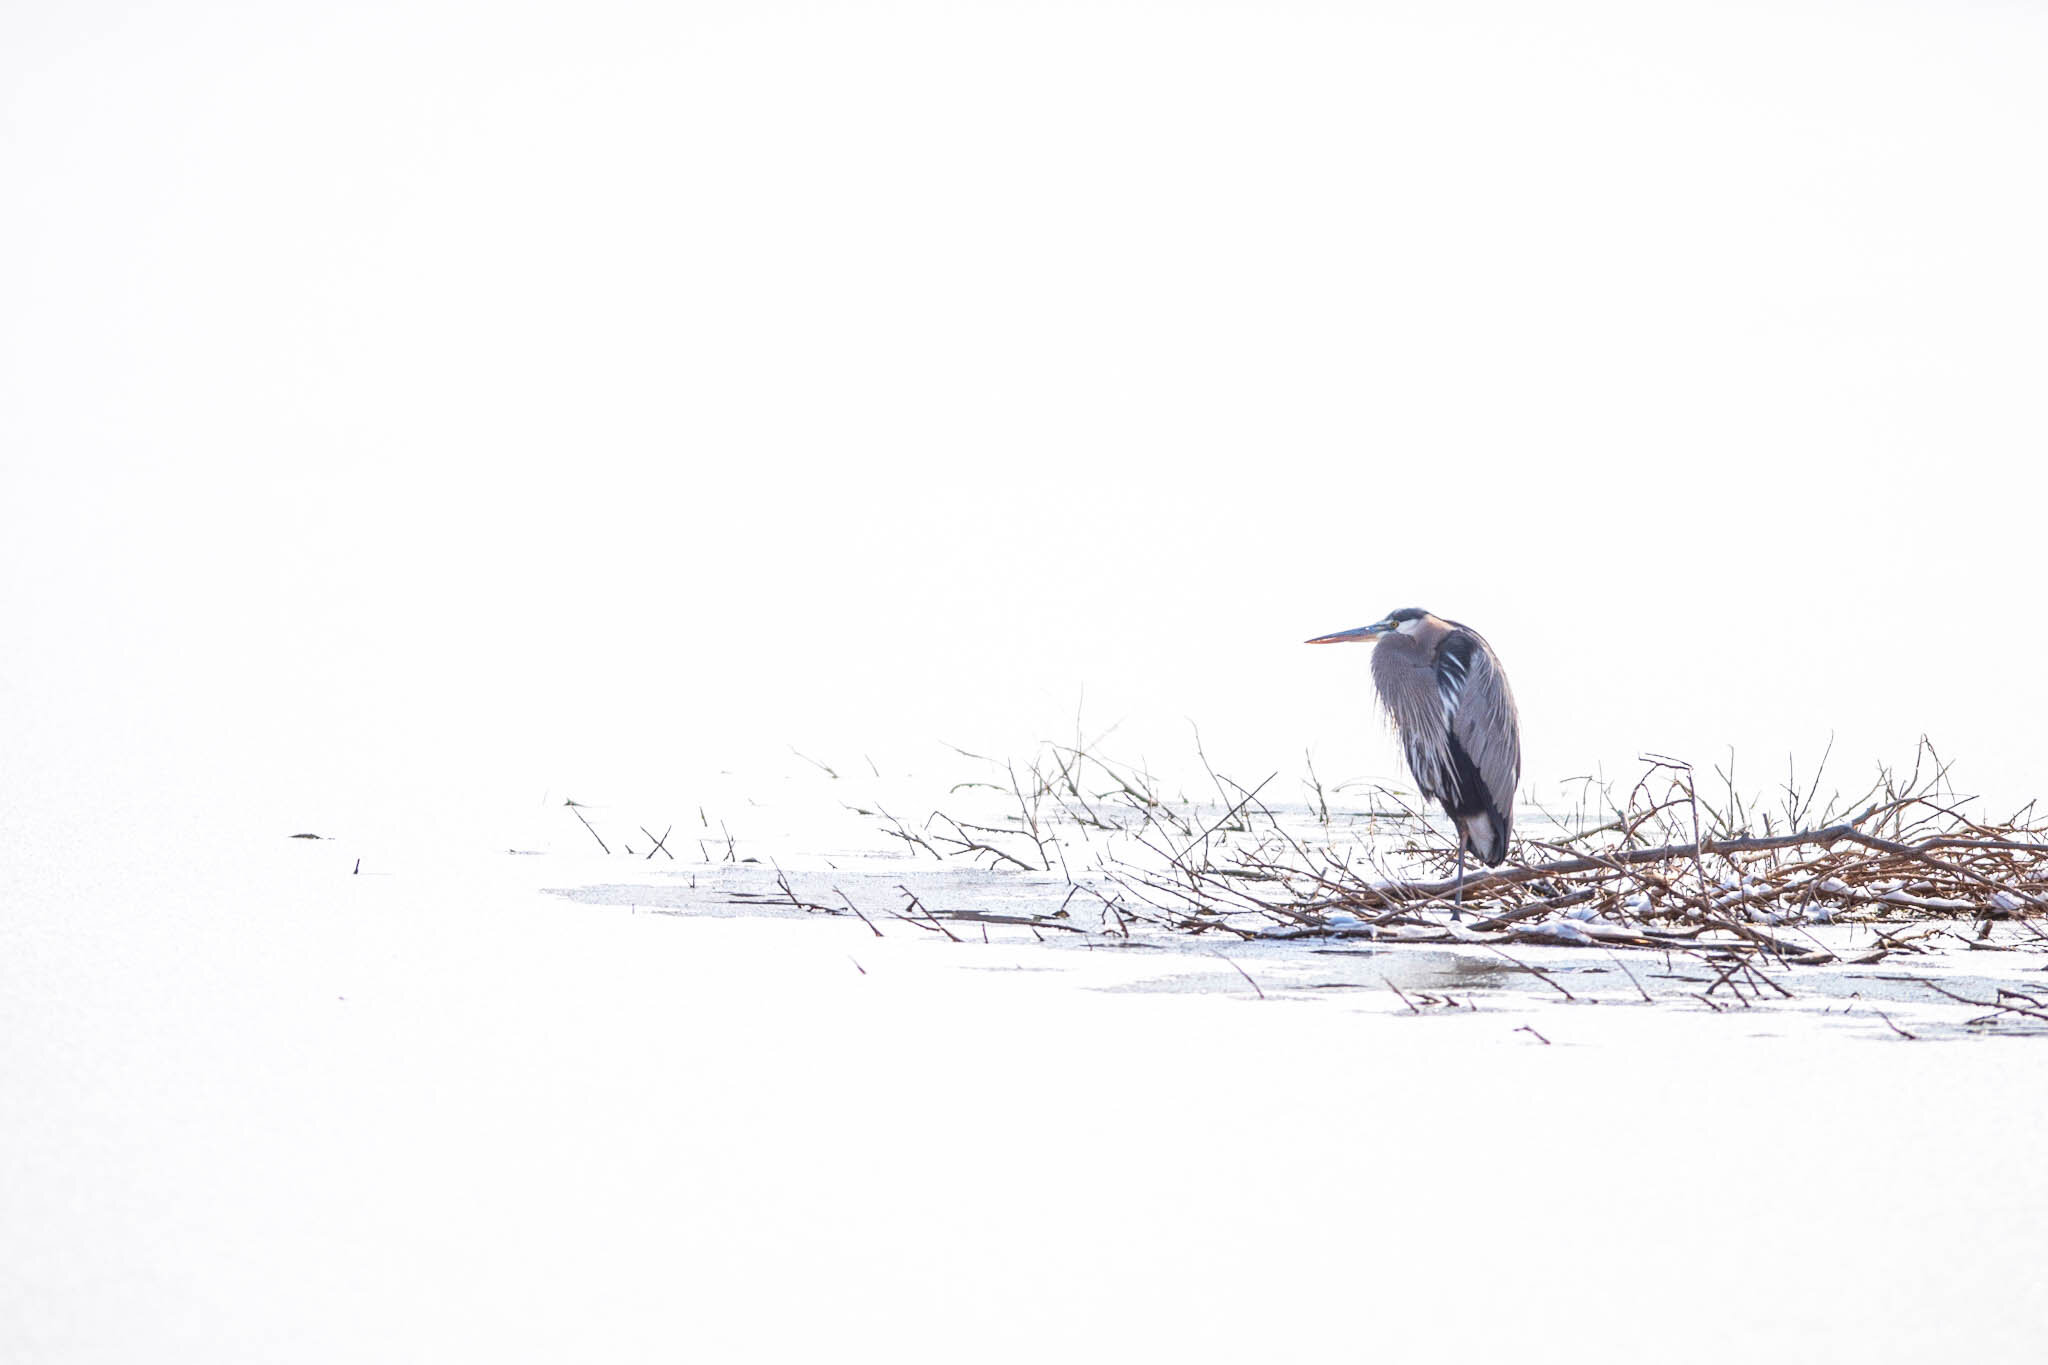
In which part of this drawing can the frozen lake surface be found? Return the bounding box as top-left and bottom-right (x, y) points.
(8, 769), (2048, 1362)
(12, 0), (2048, 1357)
(560, 858), (2048, 1044)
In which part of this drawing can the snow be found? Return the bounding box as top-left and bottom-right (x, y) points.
(7, 794), (2048, 1363)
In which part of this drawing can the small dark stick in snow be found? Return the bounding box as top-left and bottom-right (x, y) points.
(1209, 951), (1266, 1000)
(564, 798), (610, 854)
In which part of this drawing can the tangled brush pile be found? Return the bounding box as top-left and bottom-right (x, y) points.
(891, 739), (2047, 962)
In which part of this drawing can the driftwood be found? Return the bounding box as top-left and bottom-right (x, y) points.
(854, 740), (2048, 960)
(668, 737), (2048, 978)
(1340, 819), (2046, 913)
(1133, 756), (2047, 959)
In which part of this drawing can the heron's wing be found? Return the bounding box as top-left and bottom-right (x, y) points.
(1371, 637), (1460, 806)
(1441, 634), (1521, 825)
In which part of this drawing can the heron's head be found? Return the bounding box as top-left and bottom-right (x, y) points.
(1304, 607), (1431, 645)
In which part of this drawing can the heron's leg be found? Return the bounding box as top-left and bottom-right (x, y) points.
(1452, 834), (1466, 922)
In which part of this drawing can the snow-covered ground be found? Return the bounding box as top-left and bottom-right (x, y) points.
(7, 777), (2047, 1364)
(11, 2), (2048, 1358)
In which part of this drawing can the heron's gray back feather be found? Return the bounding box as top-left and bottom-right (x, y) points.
(1448, 631), (1521, 815)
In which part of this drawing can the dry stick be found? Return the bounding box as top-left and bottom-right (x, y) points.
(1640, 758), (1714, 917)
(1106, 862), (1263, 936)
(1228, 796), (1468, 923)
(1465, 860), (1822, 955)
(1043, 746), (1115, 829)
(1874, 976), (2048, 1024)
(792, 748), (838, 779)
(1100, 892), (1133, 937)
(1005, 760), (1053, 870)
(1062, 878), (1144, 936)
(875, 804), (948, 860)
(896, 886), (963, 943)
(1139, 844), (1315, 928)
(772, 866), (836, 915)
(1488, 947), (1577, 1001)
(1209, 952), (1267, 1000)
(1695, 913), (1834, 965)
(1170, 772), (1277, 868)
(1613, 792), (1703, 854)
(1054, 882), (1094, 925)
(1569, 841), (1708, 920)
(1466, 885), (1606, 931)
(1234, 779), (1342, 886)
(1547, 815), (1630, 847)
(1048, 834), (1081, 888)
(1790, 733), (1837, 830)
(1382, 810), (2046, 908)
(1304, 749), (1331, 827)
(641, 825), (675, 861)
(923, 909), (1090, 934)
(1605, 950), (1655, 1003)
(948, 814), (1050, 846)
(1714, 751), (1745, 839)
(1188, 728), (1263, 863)
(893, 746), (2046, 954)
(883, 900), (950, 938)
(1701, 960), (1755, 1007)
(1831, 829), (2048, 913)
(835, 889), (886, 939)
(1710, 953), (1795, 1001)
(564, 801), (610, 854)
(924, 812), (1038, 872)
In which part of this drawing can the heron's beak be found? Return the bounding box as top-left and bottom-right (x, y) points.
(1305, 624), (1387, 645)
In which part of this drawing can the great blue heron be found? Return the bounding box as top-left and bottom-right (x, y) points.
(1307, 608), (1521, 912)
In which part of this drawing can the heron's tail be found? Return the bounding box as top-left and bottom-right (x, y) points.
(1457, 808), (1511, 866)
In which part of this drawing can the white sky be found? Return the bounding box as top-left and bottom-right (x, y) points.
(6, 0), (2047, 840)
